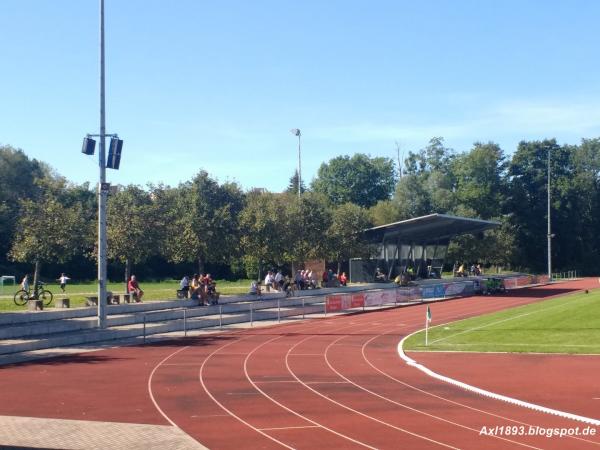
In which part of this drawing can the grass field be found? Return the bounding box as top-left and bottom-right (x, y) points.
(0, 279), (252, 311)
(404, 289), (600, 354)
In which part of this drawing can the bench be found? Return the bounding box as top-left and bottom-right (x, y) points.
(27, 299), (43, 311)
(55, 298), (70, 308)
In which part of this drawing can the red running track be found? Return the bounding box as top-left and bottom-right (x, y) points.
(0, 279), (599, 449)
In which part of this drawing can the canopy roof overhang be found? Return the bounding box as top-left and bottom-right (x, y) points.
(364, 213), (500, 244)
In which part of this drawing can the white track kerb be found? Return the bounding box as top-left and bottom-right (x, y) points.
(397, 330), (600, 427)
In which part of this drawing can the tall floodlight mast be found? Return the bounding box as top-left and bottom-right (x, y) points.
(290, 128), (301, 198)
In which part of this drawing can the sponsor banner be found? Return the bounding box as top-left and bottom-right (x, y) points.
(326, 293), (365, 312)
(365, 290), (395, 306)
(444, 281), (474, 297)
(422, 284), (445, 299)
(351, 293), (365, 308)
(326, 295), (343, 312)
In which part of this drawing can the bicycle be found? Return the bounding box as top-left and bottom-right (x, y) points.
(14, 282), (53, 306)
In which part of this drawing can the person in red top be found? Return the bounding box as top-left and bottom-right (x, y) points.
(339, 272), (348, 286)
(127, 275), (144, 302)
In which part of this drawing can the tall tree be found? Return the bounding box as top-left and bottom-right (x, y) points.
(162, 171), (244, 274)
(286, 169), (307, 195)
(107, 185), (160, 288)
(9, 189), (90, 286)
(312, 154), (396, 207)
(239, 190), (287, 278)
(326, 203), (372, 273)
(0, 146), (46, 268)
(451, 142), (507, 219)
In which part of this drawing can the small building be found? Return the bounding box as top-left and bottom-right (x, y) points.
(350, 213), (500, 282)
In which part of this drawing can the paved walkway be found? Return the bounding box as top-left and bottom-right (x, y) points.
(0, 415), (206, 449)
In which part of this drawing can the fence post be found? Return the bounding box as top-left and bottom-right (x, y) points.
(219, 305), (222, 329)
(183, 308), (187, 338)
(250, 303), (253, 326)
(277, 298), (281, 323)
(324, 297), (327, 317)
(143, 314), (146, 345)
(302, 297), (305, 319)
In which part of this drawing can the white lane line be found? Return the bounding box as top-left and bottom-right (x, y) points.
(259, 425), (321, 431)
(147, 345), (191, 427)
(398, 330), (600, 427)
(284, 333), (460, 449)
(243, 333), (378, 449)
(198, 333), (296, 450)
(321, 325), (540, 449)
(359, 301), (600, 447)
(322, 332), (541, 449)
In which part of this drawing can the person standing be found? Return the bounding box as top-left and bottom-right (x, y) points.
(21, 274), (30, 292)
(57, 273), (71, 293)
(180, 275), (190, 298)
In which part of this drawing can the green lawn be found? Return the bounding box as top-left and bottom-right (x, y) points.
(0, 279), (252, 311)
(404, 289), (600, 354)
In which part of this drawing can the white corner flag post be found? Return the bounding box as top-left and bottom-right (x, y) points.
(425, 305), (432, 346)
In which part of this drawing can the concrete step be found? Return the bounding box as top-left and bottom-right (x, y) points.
(0, 316), (98, 340)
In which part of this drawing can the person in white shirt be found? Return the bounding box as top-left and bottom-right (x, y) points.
(264, 271), (275, 291)
(57, 273), (71, 293)
(274, 270), (284, 290)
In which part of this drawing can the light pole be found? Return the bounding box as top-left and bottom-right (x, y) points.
(81, 0), (123, 328)
(97, 0), (108, 328)
(547, 147), (552, 281)
(290, 128), (301, 198)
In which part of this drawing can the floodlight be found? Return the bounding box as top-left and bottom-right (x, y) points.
(106, 138), (123, 169)
(82, 137), (96, 155)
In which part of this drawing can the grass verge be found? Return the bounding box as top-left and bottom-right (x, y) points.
(0, 279), (252, 311)
(404, 289), (600, 354)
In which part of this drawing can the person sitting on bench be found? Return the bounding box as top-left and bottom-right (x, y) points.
(374, 268), (387, 282)
(127, 275), (144, 302)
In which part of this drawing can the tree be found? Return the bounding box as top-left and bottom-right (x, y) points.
(326, 203), (372, 273)
(286, 169), (307, 195)
(162, 171), (244, 274)
(9, 190), (89, 287)
(239, 190), (287, 278)
(107, 185), (160, 288)
(0, 146), (46, 269)
(451, 142), (507, 219)
(280, 192), (331, 269)
(312, 154), (396, 207)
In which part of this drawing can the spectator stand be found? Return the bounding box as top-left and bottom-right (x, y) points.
(350, 213), (500, 284)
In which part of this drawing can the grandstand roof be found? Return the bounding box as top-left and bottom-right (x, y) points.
(364, 213), (500, 243)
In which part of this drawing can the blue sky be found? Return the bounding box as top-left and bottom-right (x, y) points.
(1, 0), (600, 192)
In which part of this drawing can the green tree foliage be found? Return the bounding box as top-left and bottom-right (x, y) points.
(506, 139), (562, 272)
(0, 146), (46, 268)
(286, 169), (307, 196)
(239, 190), (287, 277)
(326, 203), (372, 272)
(162, 171), (245, 274)
(312, 154), (396, 207)
(451, 142), (506, 219)
(107, 185), (160, 284)
(9, 188), (90, 285)
(280, 192), (331, 268)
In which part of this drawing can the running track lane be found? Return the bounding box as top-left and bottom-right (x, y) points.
(150, 279), (600, 449)
(0, 279), (598, 448)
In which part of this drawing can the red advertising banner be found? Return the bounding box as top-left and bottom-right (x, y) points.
(326, 295), (343, 312)
(351, 293), (365, 308)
